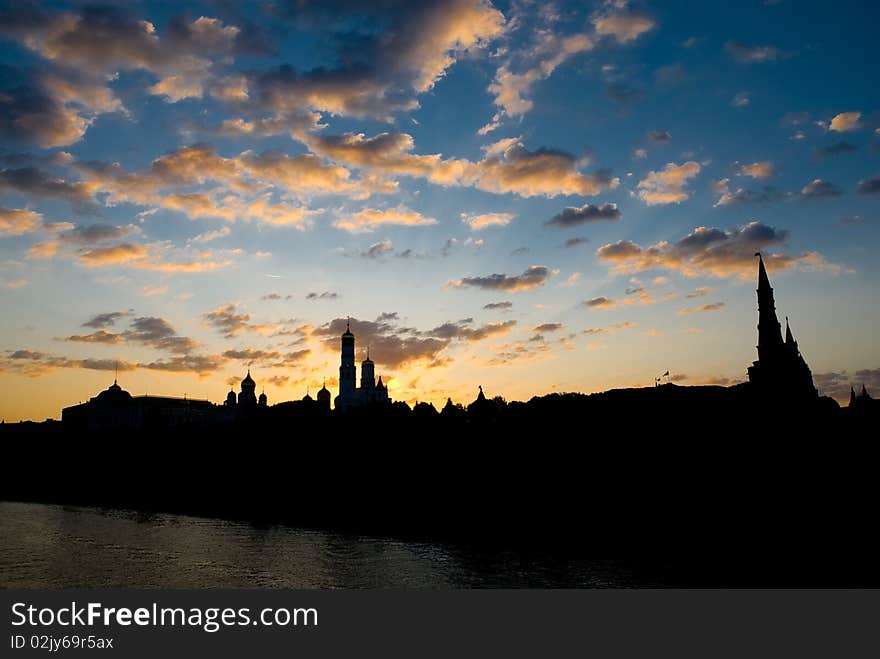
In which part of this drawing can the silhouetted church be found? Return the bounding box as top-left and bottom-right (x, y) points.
(747, 253), (817, 398)
(334, 320), (390, 410)
(224, 370), (268, 408)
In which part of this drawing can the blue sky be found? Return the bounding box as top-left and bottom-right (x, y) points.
(0, 0), (878, 420)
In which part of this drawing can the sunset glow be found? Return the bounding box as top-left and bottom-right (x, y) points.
(1, 0), (878, 421)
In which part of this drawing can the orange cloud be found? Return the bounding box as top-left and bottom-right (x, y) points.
(737, 161), (776, 179)
(461, 212), (514, 230)
(637, 161), (701, 205)
(0, 208), (42, 236)
(335, 206), (437, 233)
(829, 112), (861, 132)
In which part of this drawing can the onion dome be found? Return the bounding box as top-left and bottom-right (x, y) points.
(241, 369), (256, 390)
(317, 381), (331, 402)
(258, 389), (268, 406)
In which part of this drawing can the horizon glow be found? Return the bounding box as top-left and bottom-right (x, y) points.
(1, 0), (878, 421)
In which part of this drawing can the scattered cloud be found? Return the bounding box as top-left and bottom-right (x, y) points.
(0, 208), (42, 236)
(592, 7), (656, 44)
(202, 304), (278, 337)
(581, 320), (636, 335)
(448, 265), (556, 292)
(686, 286), (713, 298)
(335, 206), (437, 233)
(361, 240), (395, 259)
(725, 40), (780, 63)
(544, 203), (621, 228)
(584, 296), (618, 310)
(857, 176), (880, 195)
(731, 92), (751, 108)
(532, 322), (564, 333)
(563, 237), (590, 248)
(712, 178), (781, 206)
(678, 302), (725, 314)
(829, 112), (861, 132)
(461, 212), (514, 231)
(637, 161), (701, 205)
(82, 311), (129, 329)
(645, 130), (671, 143)
(597, 221), (837, 279)
(737, 161), (776, 179)
(800, 179), (842, 198)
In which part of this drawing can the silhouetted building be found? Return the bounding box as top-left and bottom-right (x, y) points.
(223, 369), (267, 408)
(62, 379), (214, 431)
(467, 385), (497, 419)
(337, 320), (357, 408)
(334, 321), (391, 410)
(747, 253), (817, 399)
(849, 385), (878, 412)
(238, 370), (258, 406)
(316, 381), (332, 411)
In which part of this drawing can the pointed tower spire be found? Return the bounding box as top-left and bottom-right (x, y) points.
(850, 387), (857, 407)
(754, 252), (784, 361)
(756, 251), (772, 293)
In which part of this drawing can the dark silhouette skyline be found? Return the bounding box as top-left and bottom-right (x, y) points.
(4, 254), (872, 433)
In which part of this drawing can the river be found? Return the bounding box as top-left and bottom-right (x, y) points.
(0, 501), (668, 588)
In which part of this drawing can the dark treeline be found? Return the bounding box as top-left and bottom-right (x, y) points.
(3, 383), (879, 586)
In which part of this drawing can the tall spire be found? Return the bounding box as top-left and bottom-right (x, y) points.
(755, 252), (784, 360)
(756, 251), (772, 294)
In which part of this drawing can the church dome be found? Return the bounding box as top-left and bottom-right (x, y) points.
(94, 379), (132, 404)
(341, 319), (354, 338)
(317, 385), (331, 401)
(258, 390), (268, 406)
(241, 370), (256, 389)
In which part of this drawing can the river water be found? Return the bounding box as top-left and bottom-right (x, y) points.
(0, 501), (667, 588)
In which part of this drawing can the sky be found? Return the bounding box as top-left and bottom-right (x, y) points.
(1, 0), (878, 421)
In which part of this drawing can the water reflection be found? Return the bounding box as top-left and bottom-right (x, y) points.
(0, 501), (654, 588)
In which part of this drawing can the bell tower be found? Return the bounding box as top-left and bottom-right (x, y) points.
(337, 319), (357, 408)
